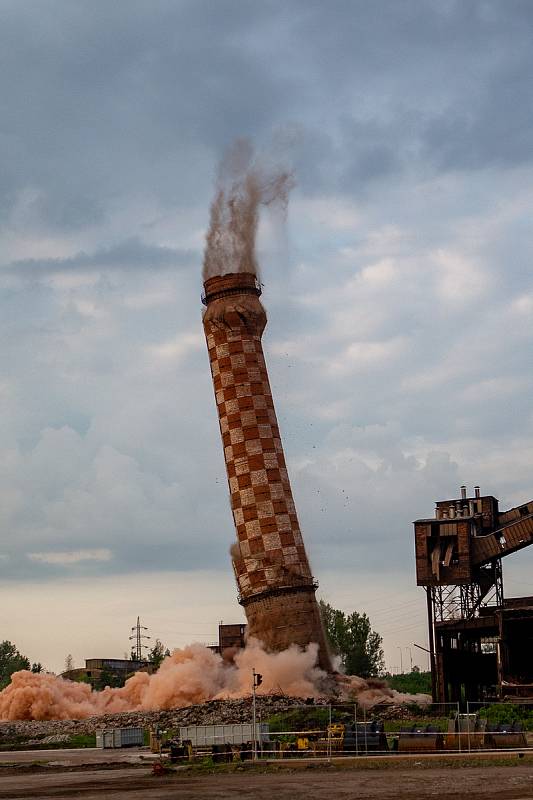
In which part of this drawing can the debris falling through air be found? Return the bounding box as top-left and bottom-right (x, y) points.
(203, 138), (293, 279)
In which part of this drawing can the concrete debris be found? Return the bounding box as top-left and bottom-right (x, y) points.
(0, 695), (298, 741)
(0, 694), (419, 744)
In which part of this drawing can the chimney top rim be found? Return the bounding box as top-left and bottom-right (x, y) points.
(202, 272), (262, 305)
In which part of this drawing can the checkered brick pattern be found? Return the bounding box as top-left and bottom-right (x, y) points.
(204, 311), (313, 601)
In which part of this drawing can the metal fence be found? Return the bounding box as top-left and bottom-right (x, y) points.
(461, 701), (533, 753)
(151, 699), (533, 763)
(258, 702), (460, 759)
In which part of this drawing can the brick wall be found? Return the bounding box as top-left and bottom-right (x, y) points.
(203, 272), (331, 671)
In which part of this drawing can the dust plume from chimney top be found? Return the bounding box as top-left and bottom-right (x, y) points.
(203, 139), (294, 280)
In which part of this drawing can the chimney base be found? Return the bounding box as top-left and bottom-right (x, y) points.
(242, 586), (332, 672)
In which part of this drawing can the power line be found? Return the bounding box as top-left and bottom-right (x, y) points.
(379, 620), (427, 636)
(364, 601), (422, 618)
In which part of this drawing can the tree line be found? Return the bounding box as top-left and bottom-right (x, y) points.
(0, 641), (42, 689)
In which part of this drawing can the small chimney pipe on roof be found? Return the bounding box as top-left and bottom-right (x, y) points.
(474, 486), (481, 499)
(460, 485), (467, 500)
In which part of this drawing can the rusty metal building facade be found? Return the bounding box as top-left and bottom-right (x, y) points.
(414, 487), (533, 703)
(207, 623), (247, 655)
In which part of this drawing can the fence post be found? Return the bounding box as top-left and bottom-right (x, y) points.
(456, 702), (461, 752)
(251, 668), (257, 761)
(328, 704), (332, 761)
(466, 700), (471, 753)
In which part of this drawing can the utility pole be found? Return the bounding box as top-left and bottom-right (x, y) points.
(425, 588), (437, 701)
(252, 668), (262, 761)
(397, 646), (403, 674)
(413, 640), (437, 697)
(129, 616), (150, 661)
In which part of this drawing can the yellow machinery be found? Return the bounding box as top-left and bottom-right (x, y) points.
(287, 724), (346, 756)
(314, 723), (345, 754)
(296, 730), (321, 751)
(298, 722), (388, 756)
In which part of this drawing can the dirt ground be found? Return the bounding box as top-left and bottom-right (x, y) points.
(0, 746), (148, 766)
(1, 763), (533, 799)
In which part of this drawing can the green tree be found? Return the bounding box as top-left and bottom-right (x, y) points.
(148, 639), (170, 670)
(0, 640), (31, 689)
(384, 669), (432, 695)
(95, 667), (124, 690)
(319, 601), (385, 678)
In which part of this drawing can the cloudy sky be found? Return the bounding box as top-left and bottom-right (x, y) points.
(1, 0), (532, 675)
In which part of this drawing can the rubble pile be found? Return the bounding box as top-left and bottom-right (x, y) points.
(0, 694), (422, 746)
(0, 695), (318, 743)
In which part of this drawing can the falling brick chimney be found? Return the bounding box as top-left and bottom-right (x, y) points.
(202, 272), (332, 671)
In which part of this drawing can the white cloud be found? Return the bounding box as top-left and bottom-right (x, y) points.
(144, 332), (204, 363)
(0, 1), (532, 673)
(329, 336), (410, 375)
(292, 196), (362, 232)
(358, 258), (397, 286)
(433, 248), (489, 305)
(28, 549), (112, 565)
(512, 294), (533, 315)
(123, 288), (176, 310)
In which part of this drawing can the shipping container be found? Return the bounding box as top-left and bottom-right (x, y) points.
(96, 727), (144, 748)
(179, 723), (270, 747)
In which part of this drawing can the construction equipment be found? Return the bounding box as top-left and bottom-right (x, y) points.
(445, 712), (486, 750)
(344, 721), (388, 754)
(485, 723), (527, 749)
(445, 711), (528, 750)
(397, 724), (444, 753)
(311, 722), (344, 754)
(295, 730), (322, 752)
(312, 721), (388, 755)
(151, 722), (270, 762)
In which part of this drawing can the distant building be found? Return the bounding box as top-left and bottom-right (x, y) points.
(208, 623), (247, 655)
(61, 658), (153, 687)
(61, 624), (247, 686)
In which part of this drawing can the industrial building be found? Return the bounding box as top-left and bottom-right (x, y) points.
(62, 658), (152, 687)
(208, 623), (247, 655)
(414, 486), (533, 703)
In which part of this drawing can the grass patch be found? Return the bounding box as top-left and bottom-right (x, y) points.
(384, 671), (432, 695)
(267, 707), (331, 733)
(65, 733), (97, 748)
(173, 751), (533, 777)
(0, 733), (96, 751)
(382, 717), (449, 733)
(476, 705), (533, 731)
